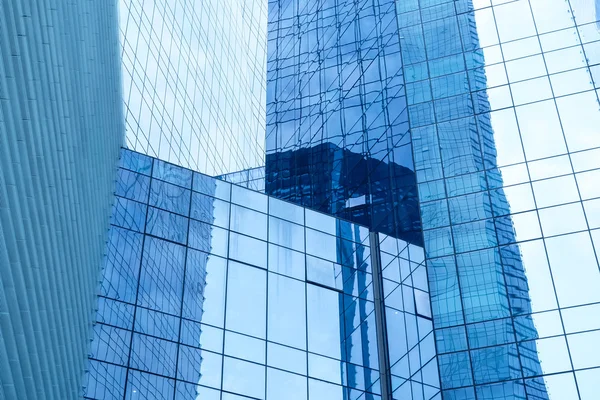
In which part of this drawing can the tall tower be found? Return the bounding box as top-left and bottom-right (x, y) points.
(0, 1), (124, 398)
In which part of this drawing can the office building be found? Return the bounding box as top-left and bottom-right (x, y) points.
(84, 148), (439, 400)
(0, 1), (124, 399)
(264, 0), (600, 399)
(3, 0), (600, 399)
(119, 0), (268, 175)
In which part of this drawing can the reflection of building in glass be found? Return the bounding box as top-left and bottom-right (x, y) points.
(265, 143), (422, 245)
(119, 0), (267, 175)
(5, 0), (600, 398)
(264, 0), (550, 398)
(86, 148), (434, 399)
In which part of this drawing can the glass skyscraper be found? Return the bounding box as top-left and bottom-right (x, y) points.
(3, 0), (600, 399)
(264, 0), (600, 399)
(118, 0), (268, 175)
(84, 148), (439, 400)
(1, 1), (124, 399)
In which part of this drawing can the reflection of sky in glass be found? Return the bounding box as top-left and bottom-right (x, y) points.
(263, 0), (600, 398)
(118, 0), (267, 175)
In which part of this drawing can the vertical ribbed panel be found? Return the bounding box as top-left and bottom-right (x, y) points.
(0, 0), (124, 398)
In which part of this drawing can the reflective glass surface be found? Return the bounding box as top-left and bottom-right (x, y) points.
(87, 148), (426, 399)
(119, 0), (267, 175)
(263, 0), (600, 399)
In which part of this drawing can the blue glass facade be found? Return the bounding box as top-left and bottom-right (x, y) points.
(84, 149), (440, 399)
(265, 0), (421, 244)
(265, 0), (600, 399)
(119, 0), (267, 175)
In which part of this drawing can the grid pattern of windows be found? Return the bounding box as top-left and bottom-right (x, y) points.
(84, 149), (438, 399)
(264, 0), (421, 243)
(379, 235), (440, 399)
(264, 0), (600, 398)
(403, 1), (600, 399)
(119, 0), (267, 175)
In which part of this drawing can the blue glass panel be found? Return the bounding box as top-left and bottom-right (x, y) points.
(222, 357), (265, 399)
(175, 382), (221, 400)
(438, 352), (473, 389)
(89, 324), (130, 366)
(268, 272), (306, 349)
(84, 361), (126, 400)
(471, 344), (521, 384)
(268, 216), (305, 252)
(179, 319), (223, 353)
(120, 148), (153, 175)
(190, 192), (230, 228)
(268, 243), (305, 280)
(188, 219), (221, 253)
(134, 307), (179, 341)
(153, 159), (192, 188)
(435, 326), (467, 354)
(115, 169), (150, 203)
(307, 255), (343, 291)
(226, 261), (267, 338)
(306, 228), (337, 262)
(231, 184), (267, 213)
(457, 248), (510, 323)
(427, 256), (464, 327)
(225, 329), (265, 364)
(130, 333), (177, 377)
(138, 237), (185, 315)
(188, 220), (228, 257)
(267, 367), (307, 400)
(182, 250), (227, 326)
(269, 196), (304, 225)
(467, 318), (515, 349)
(307, 284), (343, 359)
(177, 345), (222, 388)
(230, 204), (267, 240)
(111, 196), (147, 232)
(149, 179), (191, 215)
(193, 172), (231, 201)
(229, 232), (267, 269)
(125, 370), (174, 400)
(101, 226), (143, 303)
(146, 207), (188, 244)
(308, 378), (344, 400)
(96, 298), (134, 329)
(267, 341), (307, 375)
(475, 380), (526, 400)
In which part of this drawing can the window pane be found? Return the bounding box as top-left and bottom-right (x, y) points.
(267, 368), (307, 400)
(222, 357), (266, 399)
(268, 273), (306, 349)
(226, 261), (267, 338)
(545, 233), (600, 307)
(307, 284), (342, 359)
(183, 250), (227, 326)
(138, 237), (185, 315)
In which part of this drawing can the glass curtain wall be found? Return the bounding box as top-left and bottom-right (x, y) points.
(402, 0), (600, 399)
(84, 149), (438, 400)
(118, 0), (267, 175)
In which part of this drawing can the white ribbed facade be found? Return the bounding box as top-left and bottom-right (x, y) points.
(0, 0), (124, 398)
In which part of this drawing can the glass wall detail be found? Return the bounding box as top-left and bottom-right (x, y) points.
(84, 149), (440, 399)
(401, 1), (600, 399)
(264, 0), (421, 244)
(119, 0), (267, 175)
(264, 0), (600, 399)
